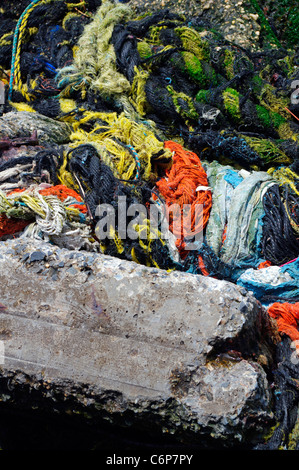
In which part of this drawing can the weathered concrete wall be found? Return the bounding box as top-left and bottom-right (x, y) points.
(0, 238), (276, 448)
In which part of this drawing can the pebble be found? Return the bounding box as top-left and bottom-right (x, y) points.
(127, 0), (261, 49)
(29, 251), (47, 263)
(67, 266), (78, 276)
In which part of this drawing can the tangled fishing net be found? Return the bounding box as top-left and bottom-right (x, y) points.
(0, 0), (299, 450)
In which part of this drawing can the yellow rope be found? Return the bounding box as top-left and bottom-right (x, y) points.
(68, 111), (172, 181)
(268, 167), (299, 196)
(13, 0), (49, 101)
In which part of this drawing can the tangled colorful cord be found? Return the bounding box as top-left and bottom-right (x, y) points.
(0, 0), (299, 449)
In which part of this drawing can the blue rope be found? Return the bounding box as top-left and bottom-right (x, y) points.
(127, 144), (141, 180)
(8, 0), (43, 101)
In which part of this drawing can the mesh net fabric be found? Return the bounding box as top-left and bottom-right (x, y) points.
(0, 0), (299, 449)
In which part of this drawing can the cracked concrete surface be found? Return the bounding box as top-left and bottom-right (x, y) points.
(0, 238), (276, 447)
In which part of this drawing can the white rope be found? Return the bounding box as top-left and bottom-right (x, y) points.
(34, 192), (66, 235)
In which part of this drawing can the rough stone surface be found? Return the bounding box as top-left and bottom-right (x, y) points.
(128, 0), (261, 49)
(0, 238), (276, 447)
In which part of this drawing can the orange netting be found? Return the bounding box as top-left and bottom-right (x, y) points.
(39, 184), (81, 201)
(268, 302), (299, 348)
(1, 185), (88, 239)
(39, 185), (87, 213)
(258, 260), (272, 269)
(221, 225), (227, 245)
(155, 141), (212, 256)
(0, 214), (32, 238)
(198, 255), (209, 276)
(7, 188), (26, 195)
(8, 184), (83, 202)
